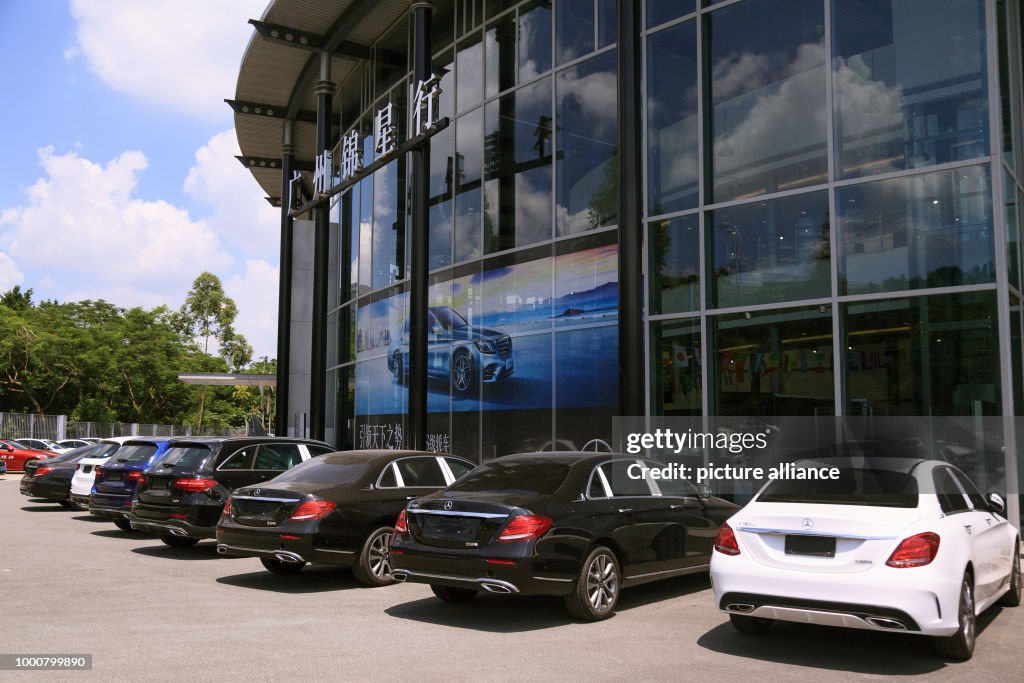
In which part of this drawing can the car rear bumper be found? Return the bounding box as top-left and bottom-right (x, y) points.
(215, 526), (357, 566)
(389, 547), (574, 596)
(711, 555), (962, 636)
(69, 493), (92, 508)
(129, 513), (216, 539)
(89, 500), (134, 520)
(20, 478), (69, 500)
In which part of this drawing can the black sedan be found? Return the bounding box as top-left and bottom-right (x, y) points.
(19, 444), (106, 506)
(390, 453), (740, 620)
(216, 450), (475, 586)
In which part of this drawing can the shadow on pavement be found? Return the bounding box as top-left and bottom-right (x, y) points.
(216, 565), (365, 594)
(20, 504), (70, 512)
(131, 542), (222, 561)
(386, 574), (711, 633)
(91, 529), (149, 539)
(70, 515), (108, 523)
(694, 610), (1008, 675)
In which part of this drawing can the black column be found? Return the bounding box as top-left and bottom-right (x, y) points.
(408, 1), (433, 451)
(310, 54), (334, 441)
(617, 0), (645, 418)
(276, 121), (295, 436)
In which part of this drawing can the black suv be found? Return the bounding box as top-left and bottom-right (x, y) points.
(129, 437), (333, 547)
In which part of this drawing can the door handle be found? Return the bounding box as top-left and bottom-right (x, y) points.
(406, 495), (417, 500)
(618, 508), (633, 515)
(669, 504), (684, 510)
(963, 523), (972, 535)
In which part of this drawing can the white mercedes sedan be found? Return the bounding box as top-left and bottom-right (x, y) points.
(710, 458), (1019, 660)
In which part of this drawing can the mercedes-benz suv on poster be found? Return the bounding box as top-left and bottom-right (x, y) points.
(388, 306), (513, 393)
(710, 457), (1020, 660)
(217, 450), (474, 585)
(390, 453), (739, 620)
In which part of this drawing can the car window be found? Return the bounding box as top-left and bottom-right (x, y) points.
(600, 461), (653, 497)
(219, 447), (257, 471)
(254, 444), (303, 471)
(113, 444), (159, 464)
(447, 460), (570, 495)
(6, 440), (29, 449)
(949, 469), (988, 511)
(395, 457), (447, 487)
(587, 466), (609, 498)
(155, 446), (210, 470)
(378, 463), (399, 488)
(648, 464), (699, 497)
(934, 468), (970, 514)
(273, 454), (370, 484)
(444, 457), (474, 481)
(308, 445), (335, 457)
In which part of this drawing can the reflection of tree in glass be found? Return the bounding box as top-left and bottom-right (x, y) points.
(586, 153), (618, 229)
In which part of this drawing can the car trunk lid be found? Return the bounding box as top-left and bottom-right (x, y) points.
(229, 486), (306, 528)
(408, 493), (540, 549)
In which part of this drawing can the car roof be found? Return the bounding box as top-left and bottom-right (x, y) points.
(796, 456), (929, 475)
(497, 451), (633, 467)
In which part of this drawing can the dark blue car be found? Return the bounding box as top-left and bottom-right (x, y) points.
(89, 437), (176, 531)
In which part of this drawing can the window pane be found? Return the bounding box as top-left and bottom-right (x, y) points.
(429, 125), (454, 270)
(833, 0), (989, 179)
(597, 0), (616, 48)
(709, 191), (831, 309)
(649, 214), (700, 315)
(358, 177), (373, 291)
(445, 457), (474, 479)
(519, 1), (553, 81)
(456, 31), (483, 112)
(371, 159), (406, 290)
(602, 461), (652, 496)
(396, 457), (447, 486)
(378, 464), (398, 487)
(708, 0), (827, 202)
(255, 444), (302, 471)
(651, 318), (703, 417)
(934, 467), (970, 513)
(844, 292), (1000, 416)
(556, 0), (595, 65)
(647, 20), (698, 215)
(484, 77), (553, 253)
(455, 107), (485, 262)
(838, 165), (994, 295)
(714, 305), (835, 416)
(220, 447), (256, 470)
(647, 0), (693, 29)
(485, 13), (516, 98)
(556, 49), (618, 235)
(555, 327), (618, 450)
(1005, 171), (1020, 289)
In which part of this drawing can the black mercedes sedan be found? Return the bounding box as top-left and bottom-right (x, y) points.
(19, 444), (111, 506)
(216, 450), (475, 586)
(390, 453), (740, 620)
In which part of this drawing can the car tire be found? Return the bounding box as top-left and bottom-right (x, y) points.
(934, 573), (976, 660)
(431, 585), (478, 603)
(392, 353), (406, 385)
(563, 545), (620, 621)
(352, 526), (396, 587)
(451, 350), (475, 395)
(729, 613), (774, 634)
(998, 543), (1021, 607)
(58, 500), (73, 509)
(260, 557), (306, 574)
(71, 499), (88, 511)
(114, 518), (133, 532)
(159, 535), (200, 549)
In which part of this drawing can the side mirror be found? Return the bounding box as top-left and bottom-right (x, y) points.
(699, 484), (712, 499)
(988, 492), (1006, 516)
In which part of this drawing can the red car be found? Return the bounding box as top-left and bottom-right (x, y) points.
(0, 439), (55, 473)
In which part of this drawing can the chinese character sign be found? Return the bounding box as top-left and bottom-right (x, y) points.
(374, 103), (397, 157)
(313, 149), (333, 195)
(339, 130), (363, 182)
(412, 74), (442, 136)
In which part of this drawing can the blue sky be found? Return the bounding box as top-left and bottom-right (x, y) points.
(0, 0), (280, 358)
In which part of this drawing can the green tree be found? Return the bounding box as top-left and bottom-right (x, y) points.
(0, 285), (33, 311)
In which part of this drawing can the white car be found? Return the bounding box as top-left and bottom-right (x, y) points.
(69, 437), (134, 510)
(15, 437), (70, 454)
(710, 458), (1020, 660)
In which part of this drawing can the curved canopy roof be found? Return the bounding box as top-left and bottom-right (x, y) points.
(231, 0), (411, 206)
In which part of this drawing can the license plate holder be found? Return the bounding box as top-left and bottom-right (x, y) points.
(785, 535), (836, 557)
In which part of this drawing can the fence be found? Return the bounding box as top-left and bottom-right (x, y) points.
(1, 412), (247, 440)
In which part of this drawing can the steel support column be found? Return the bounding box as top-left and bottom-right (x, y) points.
(310, 52), (334, 441)
(408, 2), (433, 451)
(617, 0), (645, 418)
(275, 121), (295, 436)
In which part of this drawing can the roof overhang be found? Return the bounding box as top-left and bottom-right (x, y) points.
(178, 373), (277, 388)
(232, 0), (412, 204)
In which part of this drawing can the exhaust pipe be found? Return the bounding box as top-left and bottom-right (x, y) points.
(392, 571), (408, 583)
(726, 603), (756, 613)
(273, 551), (304, 564)
(216, 545), (229, 555)
(480, 582), (513, 594)
(865, 616), (906, 630)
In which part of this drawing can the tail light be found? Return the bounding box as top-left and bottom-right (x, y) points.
(126, 471), (144, 484)
(714, 522), (741, 556)
(172, 478), (218, 493)
(35, 466), (54, 477)
(94, 466), (103, 480)
(394, 509), (408, 535)
(222, 498), (232, 517)
(289, 500), (336, 521)
(886, 532), (940, 568)
(496, 514), (552, 542)
(75, 464), (80, 471)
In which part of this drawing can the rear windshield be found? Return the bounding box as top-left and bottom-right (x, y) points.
(111, 444), (159, 464)
(156, 446), (211, 470)
(757, 468), (919, 508)
(270, 455), (370, 484)
(93, 443), (122, 458)
(445, 461), (570, 495)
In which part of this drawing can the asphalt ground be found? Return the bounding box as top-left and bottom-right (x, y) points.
(0, 477), (1021, 682)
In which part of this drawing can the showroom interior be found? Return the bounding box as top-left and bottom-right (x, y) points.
(231, 0), (1024, 521)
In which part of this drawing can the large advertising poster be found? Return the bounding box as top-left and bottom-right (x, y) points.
(353, 242), (618, 417)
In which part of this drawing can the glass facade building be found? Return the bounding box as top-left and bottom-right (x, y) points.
(232, 0), (1024, 519)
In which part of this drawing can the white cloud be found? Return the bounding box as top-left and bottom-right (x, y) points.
(224, 259), (280, 361)
(0, 252), (24, 292)
(184, 130), (279, 259)
(68, 0), (266, 121)
(0, 145), (233, 313)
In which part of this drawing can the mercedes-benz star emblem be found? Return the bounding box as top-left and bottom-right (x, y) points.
(802, 518), (814, 530)
(253, 489), (262, 496)
(443, 500), (454, 510)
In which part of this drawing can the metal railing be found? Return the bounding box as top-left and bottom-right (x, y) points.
(0, 413), (247, 441)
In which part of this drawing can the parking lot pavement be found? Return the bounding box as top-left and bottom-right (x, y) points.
(1, 479), (1021, 682)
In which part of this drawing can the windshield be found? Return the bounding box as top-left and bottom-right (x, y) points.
(432, 306), (468, 330)
(445, 461), (570, 495)
(271, 455), (370, 484)
(757, 468), (919, 508)
(157, 446), (211, 470)
(112, 444), (160, 464)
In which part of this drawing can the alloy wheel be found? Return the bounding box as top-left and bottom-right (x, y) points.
(961, 578), (975, 650)
(586, 552), (618, 613)
(368, 530), (393, 579)
(453, 354), (473, 392)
